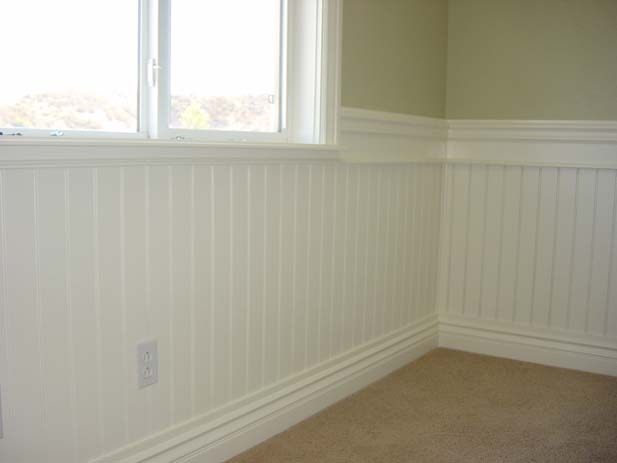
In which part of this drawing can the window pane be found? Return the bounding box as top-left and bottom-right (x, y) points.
(0, 0), (139, 133)
(170, 0), (282, 133)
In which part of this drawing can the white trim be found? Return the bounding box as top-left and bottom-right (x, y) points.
(91, 316), (439, 463)
(447, 119), (617, 169)
(0, 140), (340, 168)
(340, 107), (448, 138)
(339, 107), (448, 163)
(448, 119), (617, 143)
(439, 315), (617, 377)
(319, 0), (342, 145)
(3, 109), (617, 167)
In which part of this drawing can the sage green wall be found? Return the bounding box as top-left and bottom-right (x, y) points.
(446, 0), (617, 120)
(342, 0), (449, 118)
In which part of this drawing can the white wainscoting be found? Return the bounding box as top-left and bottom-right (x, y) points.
(0, 116), (443, 463)
(437, 162), (617, 374)
(2, 108), (617, 463)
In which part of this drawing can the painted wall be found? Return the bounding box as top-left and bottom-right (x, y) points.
(0, 145), (442, 462)
(446, 0), (617, 120)
(342, 0), (449, 118)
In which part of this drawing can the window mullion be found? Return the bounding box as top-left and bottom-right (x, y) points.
(157, 0), (172, 140)
(139, 0), (152, 137)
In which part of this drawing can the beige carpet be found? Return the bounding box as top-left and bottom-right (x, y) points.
(228, 348), (617, 463)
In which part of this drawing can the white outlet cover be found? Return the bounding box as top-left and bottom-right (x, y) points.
(137, 340), (158, 389)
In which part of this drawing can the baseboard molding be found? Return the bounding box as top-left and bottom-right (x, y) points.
(439, 315), (617, 377)
(91, 312), (616, 463)
(92, 316), (439, 463)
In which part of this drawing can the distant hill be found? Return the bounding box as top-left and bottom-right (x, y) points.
(0, 92), (136, 131)
(0, 92), (278, 133)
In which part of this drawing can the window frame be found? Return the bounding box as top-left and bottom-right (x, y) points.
(0, 0), (342, 146)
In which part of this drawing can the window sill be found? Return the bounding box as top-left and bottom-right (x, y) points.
(0, 137), (341, 167)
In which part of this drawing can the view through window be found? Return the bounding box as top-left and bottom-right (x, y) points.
(0, 0), (139, 133)
(170, 0), (282, 133)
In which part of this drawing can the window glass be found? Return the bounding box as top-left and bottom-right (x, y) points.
(0, 0), (139, 133)
(170, 0), (282, 133)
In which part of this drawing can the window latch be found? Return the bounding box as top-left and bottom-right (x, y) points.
(148, 58), (161, 87)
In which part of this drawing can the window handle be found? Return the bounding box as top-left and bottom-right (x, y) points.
(148, 58), (161, 87)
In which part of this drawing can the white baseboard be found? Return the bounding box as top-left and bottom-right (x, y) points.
(93, 316), (439, 463)
(439, 315), (617, 377)
(92, 309), (615, 463)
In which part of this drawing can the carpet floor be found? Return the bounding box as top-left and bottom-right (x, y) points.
(227, 348), (617, 463)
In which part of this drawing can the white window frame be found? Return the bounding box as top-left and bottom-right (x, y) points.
(1, 0), (342, 146)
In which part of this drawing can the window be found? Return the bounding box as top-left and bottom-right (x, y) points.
(0, 0), (140, 135)
(0, 0), (341, 145)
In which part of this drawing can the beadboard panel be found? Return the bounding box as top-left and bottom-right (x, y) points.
(0, 161), (442, 463)
(438, 163), (617, 346)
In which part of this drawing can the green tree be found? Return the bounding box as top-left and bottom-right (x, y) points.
(179, 101), (210, 129)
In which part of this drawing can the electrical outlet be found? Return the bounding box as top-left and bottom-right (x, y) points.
(137, 340), (158, 389)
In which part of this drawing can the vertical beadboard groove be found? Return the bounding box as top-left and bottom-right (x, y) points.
(566, 170), (581, 329)
(208, 166), (216, 407)
(410, 165), (420, 323)
(430, 165), (440, 319)
(0, 171), (10, 443)
(528, 168), (543, 326)
(393, 168), (403, 328)
(415, 166), (426, 320)
(245, 166), (252, 392)
(167, 167), (176, 423)
(119, 167), (130, 443)
(430, 165), (445, 320)
(144, 166), (153, 432)
(317, 166), (326, 358)
(477, 166), (490, 319)
(228, 166), (235, 400)
(461, 165), (473, 315)
(261, 166), (269, 388)
(352, 167), (362, 346)
(63, 169), (79, 463)
(304, 166), (313, 369)
(511, 167), (525, 323)
(328, 167), (338, 357)
(32, 171), (51, 461)
(494, 166), (507, 320)
(383, 168), (394, 330)
(361, 169), (372, 341)
(584, 170), (600, 333)
(400, 166), (412, 326)
(604, 173), (617, 337)
(427, 165), (438, 318)
(423, 166), (434, 320)
(189, 166), (196, 411)
(416, 166), (427, 320)
(340, 166), (351, 351)
(276, 165), (283, 379)
(289, 166), (298, 368)
(91, 168), (105, 451)
(445, 166), (455, 316)
(419, 165), (427, 320)
(547, 169), (562, 328)
(371, 169), (381, 338)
